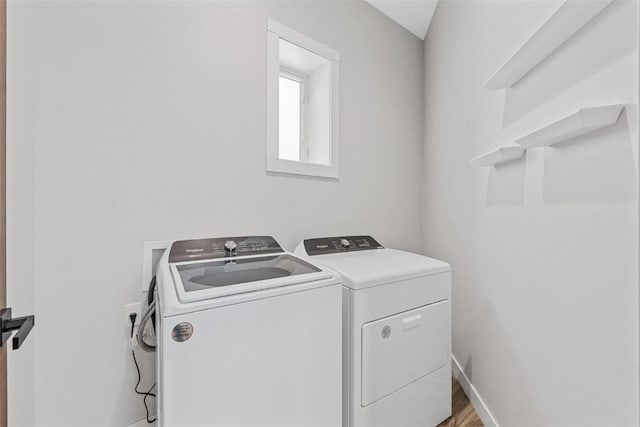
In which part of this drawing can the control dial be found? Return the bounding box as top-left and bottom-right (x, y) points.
(224, 240), (237, 252)
(340, 239), (351, 248)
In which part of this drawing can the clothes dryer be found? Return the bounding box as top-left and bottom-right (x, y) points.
(296, 235), (451, 427)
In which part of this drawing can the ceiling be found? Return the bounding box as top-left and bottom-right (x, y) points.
(365, 0), (439, 40)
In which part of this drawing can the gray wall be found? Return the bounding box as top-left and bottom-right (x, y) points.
(7, 2), (424, 426)
(423, 1), (638, 426)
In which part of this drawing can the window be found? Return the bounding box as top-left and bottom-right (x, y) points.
(278, 72), (303, 162)
(267, 19), (340, 179)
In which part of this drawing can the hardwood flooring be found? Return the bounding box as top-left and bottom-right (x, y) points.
(437, 377), (484, 427)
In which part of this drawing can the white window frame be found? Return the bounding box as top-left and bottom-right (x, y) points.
(266, 19), (340, 179)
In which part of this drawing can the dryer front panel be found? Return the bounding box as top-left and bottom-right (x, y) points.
(361, 300), (449, 406)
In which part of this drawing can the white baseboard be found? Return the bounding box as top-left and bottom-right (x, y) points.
(451, 354), (500, 427)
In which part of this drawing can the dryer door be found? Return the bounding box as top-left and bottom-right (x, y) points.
(361, 300), (449, 406)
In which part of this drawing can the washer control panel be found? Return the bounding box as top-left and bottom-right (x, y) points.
(169, 236), (283, 263)
(303, 235), (384, 256)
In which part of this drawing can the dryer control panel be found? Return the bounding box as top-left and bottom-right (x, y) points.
(169, 236), (283, 263)
(303, 235), (384, 256)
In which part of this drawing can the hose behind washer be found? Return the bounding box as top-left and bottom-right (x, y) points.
(137, 276), (157, 353)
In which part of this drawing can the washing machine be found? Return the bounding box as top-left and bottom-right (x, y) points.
(155, 236), (343, 427)
(295, 235), (451, 427)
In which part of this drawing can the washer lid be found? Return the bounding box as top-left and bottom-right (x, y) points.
(171, 253), (334, 303)
(310, 248), (450, 289)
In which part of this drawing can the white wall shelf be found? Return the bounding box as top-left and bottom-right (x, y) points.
(515, 104), (625, 148)
(471, 146), (525, 167)
(484, 0), (614, 90)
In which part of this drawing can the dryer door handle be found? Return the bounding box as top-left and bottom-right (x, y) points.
(401, 314), (422, 331)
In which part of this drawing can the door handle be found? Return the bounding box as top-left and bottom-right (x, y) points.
(0, 308), (35, 350)
(402, 314), (422, 330)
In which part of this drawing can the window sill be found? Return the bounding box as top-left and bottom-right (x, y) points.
(266, 158), (339, 179)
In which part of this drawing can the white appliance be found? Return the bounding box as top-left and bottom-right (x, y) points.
(155, 236), (343, 427)
(295, 235), (452, 427)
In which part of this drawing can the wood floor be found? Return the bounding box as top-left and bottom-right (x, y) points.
(437, 377), (484, 427)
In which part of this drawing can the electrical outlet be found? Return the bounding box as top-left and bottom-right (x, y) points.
(124, 302), (141, 330)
